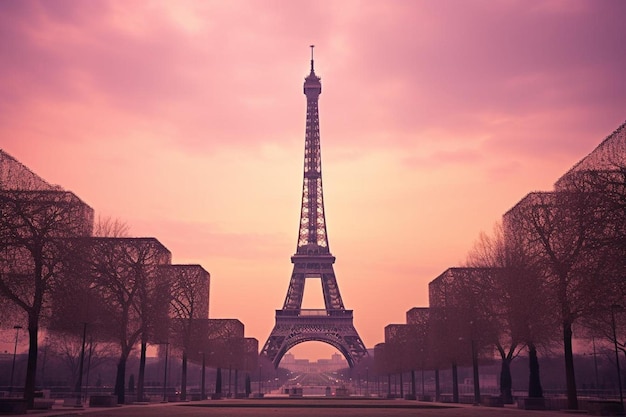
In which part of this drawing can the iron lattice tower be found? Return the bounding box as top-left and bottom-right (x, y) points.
(261, 46), (368, 368)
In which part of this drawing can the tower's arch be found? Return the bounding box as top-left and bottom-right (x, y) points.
(270, 324), (363, 368)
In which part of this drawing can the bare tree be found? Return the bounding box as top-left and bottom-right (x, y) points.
(551, 122), (626, 397)
(0, 190), (93, 407)
(384, 324), (422, 398)
(47, 218), (129, 394)
(165, 264), (210, 401)
(93, 215), (130, 238)
(74, 237), (171, 404)
(202, 319), (245, 368)
(196, 319), (246, 397)
(373, 343), (390, 397)
(504, 190), (613, 410)
(46, 330), (116, 390)
(557, 169), (626, 395)
(406, 308), (433, 398)
(243, 337), (259, 391)
(429, 267), (500, 403)
(135, 258), (171, 404)
(557, 169), (626, 307)
(465, 223), (555, 402)
(47, 268), (114, 399)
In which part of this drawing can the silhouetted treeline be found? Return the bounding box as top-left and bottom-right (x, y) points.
(375, 121), (626, 411)
(0, 150), (259, 408)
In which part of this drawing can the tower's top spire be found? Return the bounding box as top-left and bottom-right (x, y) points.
(304, 45), (321, 96)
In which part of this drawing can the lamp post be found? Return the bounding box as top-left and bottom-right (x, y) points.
(610, 304), (623, 407)
(468, 321), (480, 406)
(9, 325), (22, 396)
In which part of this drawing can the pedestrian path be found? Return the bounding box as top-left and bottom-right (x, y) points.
(17, 397), (605, 417)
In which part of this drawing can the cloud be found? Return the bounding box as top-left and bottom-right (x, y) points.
(2, 0), (625, 161)
(321, 1), (626, 150)
(128, 217), (291, 263)
(403, 148), (483, 170)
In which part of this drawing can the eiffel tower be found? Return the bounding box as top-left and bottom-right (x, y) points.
(261, 46), (368, 368)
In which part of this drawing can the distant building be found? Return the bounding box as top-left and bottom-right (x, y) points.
(280, 353), (347, 373)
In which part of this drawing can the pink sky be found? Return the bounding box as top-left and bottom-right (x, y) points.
(1, 0), (626, 360)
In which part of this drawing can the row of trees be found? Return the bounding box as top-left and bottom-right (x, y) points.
(0, 331), (117, 391)
(0, 187), (94, 407)
(377, 124), (626, 410)
(0, 151), (257, 407)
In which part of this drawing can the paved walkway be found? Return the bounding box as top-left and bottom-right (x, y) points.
(20, 398), (597, 417)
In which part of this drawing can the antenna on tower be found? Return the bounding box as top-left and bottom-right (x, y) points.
(310, 44), (315, 72)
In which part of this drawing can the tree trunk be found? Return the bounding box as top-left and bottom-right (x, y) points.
(528, 343), (543, 398)
(245, 374), (251, 396)
(452, 362), (459, 403)
(394, 373), (397, 396)
(435, 368), (440, 402)
(137, 340), (146, 402)
(215, 368), (222, 394)
(500, 356), (513, 403)
(181, 351), (187, 401)
(24, 315), (39, 409)
(472, 341), (480, 405)
(563, 321), (578, 410)
(23, 257), (46, 409)
(114, 354), (128, 405)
